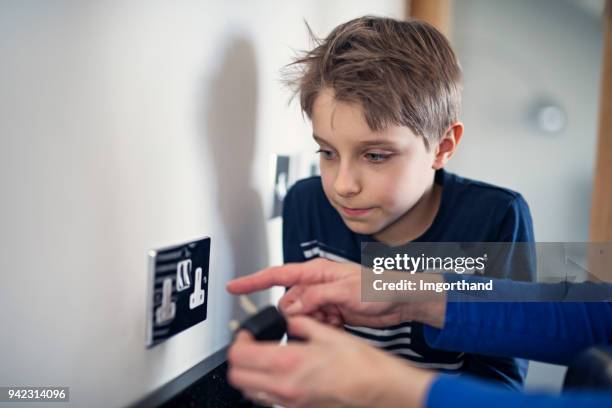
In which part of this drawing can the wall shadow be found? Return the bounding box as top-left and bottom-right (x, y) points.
(204, 35), (270, 321)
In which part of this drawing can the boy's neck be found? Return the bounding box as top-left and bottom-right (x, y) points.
(373, 177), (442, 246)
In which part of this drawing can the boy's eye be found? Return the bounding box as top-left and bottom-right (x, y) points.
(316, 149), (336, 160)
(365, 152), (392, 163)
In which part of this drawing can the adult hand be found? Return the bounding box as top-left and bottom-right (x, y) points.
(227, 258), (405, 328)
(226, 258), (446, 329)
(227, 316), (435, 408)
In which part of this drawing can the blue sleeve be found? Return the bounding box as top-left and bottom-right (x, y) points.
(427, 375), (612, 408)
(424, 301), (612, 365)
(282, 185), (306, 263)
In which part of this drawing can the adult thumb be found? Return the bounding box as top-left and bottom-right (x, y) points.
(287, 316), (340, 342)
(284, 281), (348, 316)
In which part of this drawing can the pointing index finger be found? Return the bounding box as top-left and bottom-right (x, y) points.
(226, 259), (329, 294)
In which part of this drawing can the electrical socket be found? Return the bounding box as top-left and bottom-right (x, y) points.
(146, 237), (210, 347)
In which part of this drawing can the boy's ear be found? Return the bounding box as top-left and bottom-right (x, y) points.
(432, 122), (464, 170)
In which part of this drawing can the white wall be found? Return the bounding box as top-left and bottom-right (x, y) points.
(0, 1), (403, 407)
(449, 0), (604, 391)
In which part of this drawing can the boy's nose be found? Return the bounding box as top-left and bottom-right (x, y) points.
(334, 163), (361, 198)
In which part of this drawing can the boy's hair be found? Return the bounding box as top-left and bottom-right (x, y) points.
(285, 16), (462, 147)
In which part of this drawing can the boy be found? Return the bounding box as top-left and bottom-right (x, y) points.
(282, 16), (535, 389)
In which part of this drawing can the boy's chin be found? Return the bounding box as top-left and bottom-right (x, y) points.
(342, 218), (382, 236)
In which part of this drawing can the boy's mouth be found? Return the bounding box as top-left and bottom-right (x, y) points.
(339, 206), (374, 218)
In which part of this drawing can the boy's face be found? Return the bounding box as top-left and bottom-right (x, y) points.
(312, 88), (437, 239)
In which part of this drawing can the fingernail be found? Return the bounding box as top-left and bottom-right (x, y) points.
(284, 300), (303, 314)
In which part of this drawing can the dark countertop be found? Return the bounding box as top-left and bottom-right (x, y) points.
(131, 349), (269, 408)
(161, 361), (265, 408)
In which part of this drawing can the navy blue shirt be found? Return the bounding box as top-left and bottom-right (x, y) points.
(282, 169), (536, 390)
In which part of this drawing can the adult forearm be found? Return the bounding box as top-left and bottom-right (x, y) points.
(399, 299), (446, 329)
(423, 301), (612, 365)
(366, 360), (436, 408)
(426, 375), (612, 408)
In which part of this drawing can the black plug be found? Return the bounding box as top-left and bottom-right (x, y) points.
(238, 306), (287, 341)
